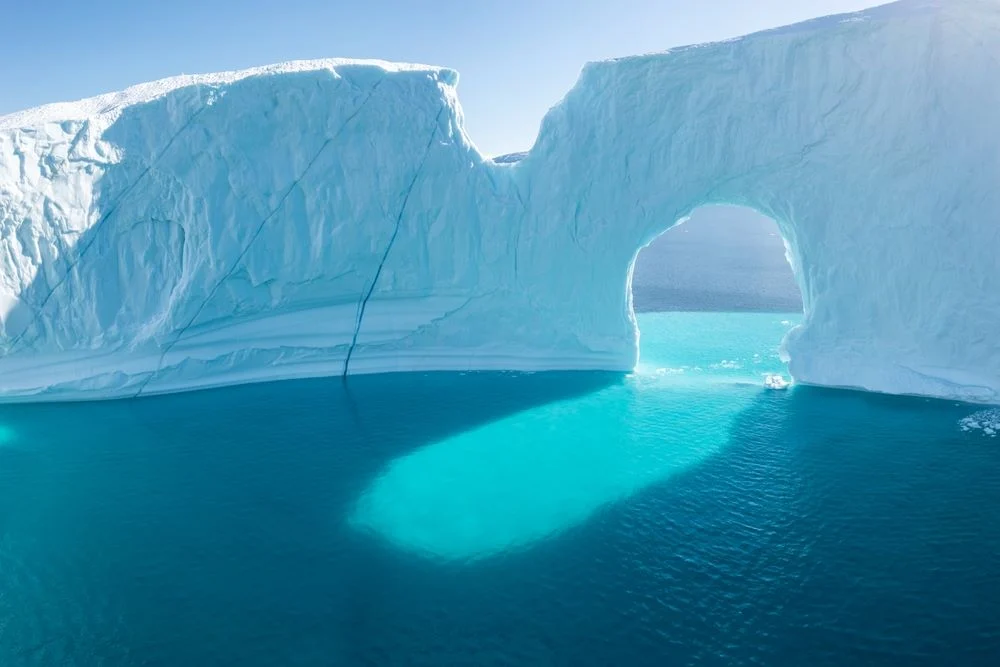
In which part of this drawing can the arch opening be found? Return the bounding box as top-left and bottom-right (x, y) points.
(628, 205), (804, 387)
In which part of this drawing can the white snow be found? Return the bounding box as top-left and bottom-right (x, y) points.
(1, 0), (999, 403)
(0, 59), (456, 131)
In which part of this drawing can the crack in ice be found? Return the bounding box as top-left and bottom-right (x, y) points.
(7, 93), (213, 353)
(133, 80), (386, 398)
(342, 106), (446, 378)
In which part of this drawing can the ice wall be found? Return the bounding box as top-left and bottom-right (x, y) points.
(0, 0), (998, 403)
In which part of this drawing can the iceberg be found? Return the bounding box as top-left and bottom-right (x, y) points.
(1, 0), (998, 403)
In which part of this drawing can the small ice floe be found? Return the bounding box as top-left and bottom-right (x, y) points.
(959, 409), (1000, 437)
(764, 374), (790, 390)
(711, 360), (742, 370)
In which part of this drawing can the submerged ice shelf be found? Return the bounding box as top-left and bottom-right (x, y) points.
(1, 0), (999, 403)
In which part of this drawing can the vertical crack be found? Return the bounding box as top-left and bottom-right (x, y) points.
(342, 106), (445, 379)
(510, 178), (528, 282)
(132, 80), (384, 399)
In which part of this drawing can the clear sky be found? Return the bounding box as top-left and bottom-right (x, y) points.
(1, 0), (881, 156)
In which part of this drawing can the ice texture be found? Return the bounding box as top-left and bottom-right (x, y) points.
(1, 0), (998, 403)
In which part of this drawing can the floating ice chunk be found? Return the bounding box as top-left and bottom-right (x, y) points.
(959, 410), (1000, 436)
(764, 374), (790, 390)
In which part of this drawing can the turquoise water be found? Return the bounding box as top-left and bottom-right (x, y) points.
(352, 313), (796, 561)
(2, 313), (1000, 665)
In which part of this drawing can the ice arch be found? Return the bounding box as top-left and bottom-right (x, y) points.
(0, 0), (997, 403)
(507, 0), (1000, 402)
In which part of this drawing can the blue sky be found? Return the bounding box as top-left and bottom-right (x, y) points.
(1, 0), (880, 155)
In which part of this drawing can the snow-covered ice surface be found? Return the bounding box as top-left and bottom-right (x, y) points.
(1, 0), (998, 403)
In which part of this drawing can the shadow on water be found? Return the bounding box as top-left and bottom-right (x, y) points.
(0, 370), (621, 665)
(1, 367), (999, 665)
(347, 373), (759, 562)
(458, 384), (1000, 667)
(344, 313), (800, 564)
(0, 369), (622, 519)
(339, 385), (1000, 666)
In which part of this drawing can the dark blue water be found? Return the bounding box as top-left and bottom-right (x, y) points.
(2, 313), (999, 665)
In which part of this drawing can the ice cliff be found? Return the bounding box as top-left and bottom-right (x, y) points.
(1, 0), (998, 403)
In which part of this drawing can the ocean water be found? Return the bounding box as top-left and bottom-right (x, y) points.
(2, 312), (999, 665)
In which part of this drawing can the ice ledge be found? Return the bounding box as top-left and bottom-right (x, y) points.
(0, 59), (458, 131)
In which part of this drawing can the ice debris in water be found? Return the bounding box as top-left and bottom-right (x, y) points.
(959, 409), (1000, 437)
(764, 374), (790, 390)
